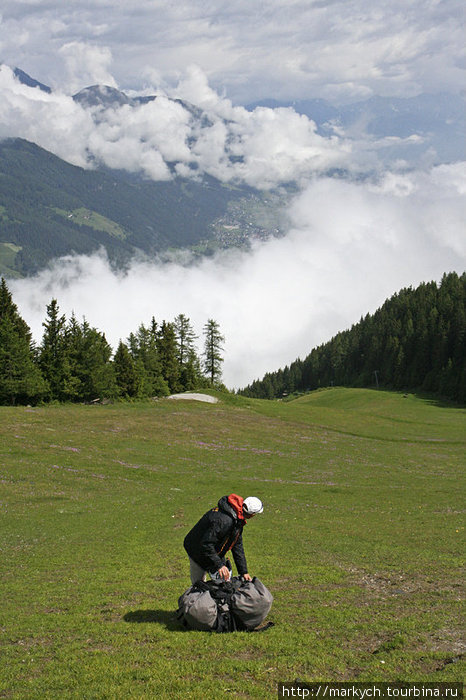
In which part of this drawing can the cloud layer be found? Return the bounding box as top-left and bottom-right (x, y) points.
(10, 163), (465, 389)
(1, 0), (464, 103)
(0, 64), (350, 188)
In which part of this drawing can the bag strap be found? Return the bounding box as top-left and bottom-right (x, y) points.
(250, 621), (275, 633)
(205, 581), (238, 633)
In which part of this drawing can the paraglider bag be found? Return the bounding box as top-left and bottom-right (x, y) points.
(177, 576), (273, 633)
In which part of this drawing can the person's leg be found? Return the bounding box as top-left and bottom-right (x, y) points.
(188, 556), (207, 584)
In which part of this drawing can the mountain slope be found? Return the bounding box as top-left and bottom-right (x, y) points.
(13, 67), (51, 94)
(240, 273), (466, 403)
(0, 138), (255, 276)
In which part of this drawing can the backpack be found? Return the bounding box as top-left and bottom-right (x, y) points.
(230, 577), (273, 631)
(177, 577), (273, 633)
(177, 583), (219, 631)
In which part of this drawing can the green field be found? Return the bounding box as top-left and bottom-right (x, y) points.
(1, 389), (464, 698)
(53, 207), (128, 240)
(0, 242), (22, 278)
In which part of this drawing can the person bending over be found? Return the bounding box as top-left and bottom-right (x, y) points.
(184, 494), (263, 584)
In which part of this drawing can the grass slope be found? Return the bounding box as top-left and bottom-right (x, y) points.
(52, 208), (128, 241)
(0, 389), (464, 698)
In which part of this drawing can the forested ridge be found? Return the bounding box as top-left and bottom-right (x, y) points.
(240, 272), (466, 403)
(0, 277), (225, 405)
(1, 273), (464, 405)
(0, 138), (247, 277)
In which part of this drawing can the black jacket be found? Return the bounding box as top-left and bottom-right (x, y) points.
(184, 495), (248, 575)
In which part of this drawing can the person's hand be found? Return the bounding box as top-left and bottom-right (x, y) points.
(218, 565), (230, 580)
(242, 573), (252, 581)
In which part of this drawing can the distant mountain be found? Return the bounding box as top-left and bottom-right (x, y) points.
(12, 67), (464, 165)
(71, 85), (208, 131)
(2, 69), (290, 278)
(73, 84), (138, 109)
(13, 67), (51, 94)
(13, 68), (201, 118)
(0, 138), (261, 278)
(246, 93), (466, 163)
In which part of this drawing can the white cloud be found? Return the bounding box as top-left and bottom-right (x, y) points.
(0, 0), (464, 103)
(58, 41), (118, 93)
(0, 65), (95, 167)
(10, 163), (465, 389)
(0, 64), (351, 186)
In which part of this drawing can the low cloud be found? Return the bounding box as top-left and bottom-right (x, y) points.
(0, 63), (351, 187)
(10, 163), (465, 389)
(59, 42), (118, 94)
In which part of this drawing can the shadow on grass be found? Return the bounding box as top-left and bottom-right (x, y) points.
(412, 392), (466, 409)
(123, 609), (183, 631)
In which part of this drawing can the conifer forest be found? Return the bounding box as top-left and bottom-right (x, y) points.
(0, 277), (225, 405)
(240, 272), (465, 404)
(1, 272), (464, 405)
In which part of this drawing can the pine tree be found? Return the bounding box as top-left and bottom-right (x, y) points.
(64, 316), (117, 401)
(114, 341), (139, 398)
(0, 277), (47, 404)
(39, 299), (70, 401)
(174, 314), (201, 390)
(127, 320), (169, 397)
(157, 321), (181, 393)
(202, 319), (224, 386)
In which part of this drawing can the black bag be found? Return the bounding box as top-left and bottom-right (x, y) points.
(177, 576), (273, 633)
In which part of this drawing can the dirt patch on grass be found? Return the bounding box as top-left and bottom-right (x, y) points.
(428, 628), (466, 656)
(346, 566), (465, 598)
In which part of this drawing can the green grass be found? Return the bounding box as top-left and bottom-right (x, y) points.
(53, 207), (128, 239)
(0, 242), (22, 278)
(0, 389), (464, 698)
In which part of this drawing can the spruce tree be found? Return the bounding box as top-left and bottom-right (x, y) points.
(0, 278), (47, 404)
(174, 314), (201, 390)
(114, 341), (139, 398)
(127, 320), (169, 397)
(64, 316), (117, 401)
(39, 299), (70, 401)
(202, 319), (224, 386)
(157, 321), (181, 393)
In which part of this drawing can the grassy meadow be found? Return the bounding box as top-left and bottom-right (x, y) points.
(0, 388), (464, 698)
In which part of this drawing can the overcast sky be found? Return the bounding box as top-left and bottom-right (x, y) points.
(1, 1), (465, 388)
(1, 0), (464, 103)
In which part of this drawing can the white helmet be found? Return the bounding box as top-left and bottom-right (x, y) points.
(243, 496), (263, 515)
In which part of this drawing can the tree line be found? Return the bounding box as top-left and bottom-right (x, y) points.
(239, 272), (466, 403)
(0, 277), (225, 405)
